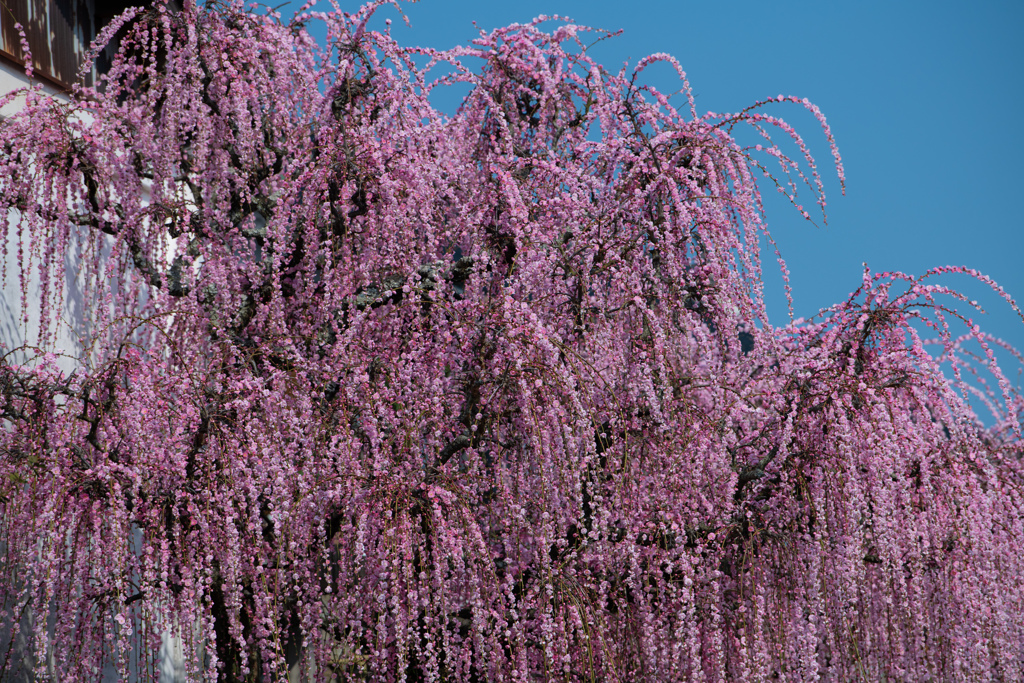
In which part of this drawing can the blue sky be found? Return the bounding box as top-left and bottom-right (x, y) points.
(282, 0), (1024, 369)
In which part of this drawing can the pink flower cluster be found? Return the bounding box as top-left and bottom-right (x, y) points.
(1, 1), (1021, 680)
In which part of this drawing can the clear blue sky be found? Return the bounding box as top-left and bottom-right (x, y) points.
(283, 0), (1024, 364)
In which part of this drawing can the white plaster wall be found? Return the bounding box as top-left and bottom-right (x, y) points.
(1, 60), (86, 374)
(1, 59), (190, 683)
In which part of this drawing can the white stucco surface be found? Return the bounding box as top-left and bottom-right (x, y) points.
(1, 58), (190, 683)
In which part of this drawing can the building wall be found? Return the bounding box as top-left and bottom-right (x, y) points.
(0, 0), (142, 89)
(2, 4), (190, 681)
(1, 0), (146, 360)
(1, 0), (96, 87)
(1, 57), (84, 373)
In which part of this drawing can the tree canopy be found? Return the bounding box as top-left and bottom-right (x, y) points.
(1, 1), (1022, 680)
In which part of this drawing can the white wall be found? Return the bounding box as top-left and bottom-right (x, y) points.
(1, 60), (87, 374)
(1, 57), (191, 683)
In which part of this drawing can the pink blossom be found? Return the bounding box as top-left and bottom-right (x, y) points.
(0, 1), (1021, 681)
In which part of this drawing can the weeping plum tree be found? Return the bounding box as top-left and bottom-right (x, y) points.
(1, 1), (1023, 680)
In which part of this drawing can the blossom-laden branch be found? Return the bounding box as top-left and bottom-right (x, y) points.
(1, 1), (1022, 682)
